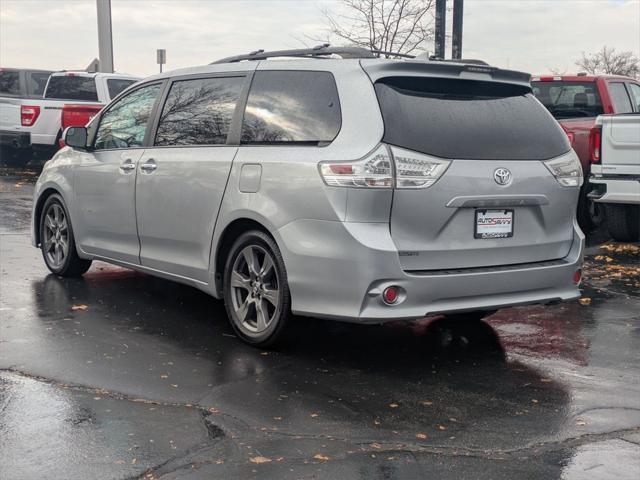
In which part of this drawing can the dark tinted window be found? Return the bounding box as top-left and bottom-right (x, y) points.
(375, 76), (569, 161)
(155, 76), (244, 146)
(107, 79), (136, 100)
(94, 83), (161, 150)
(26, 72), (51, 96)
(531, 81), (603, 119)
(609, 82), (633, 113)
(0, 70), (20, 95)
(45, 75), (98, 101)
(241, 71), (341, 144)
(628, 84), (640, 111)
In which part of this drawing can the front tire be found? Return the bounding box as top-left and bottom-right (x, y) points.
(606, 204), (640, 242)
(223, 230), (291, 347)
(39, 194), (92, 277)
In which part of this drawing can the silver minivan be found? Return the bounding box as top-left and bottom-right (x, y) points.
(32, 47), (585, 346)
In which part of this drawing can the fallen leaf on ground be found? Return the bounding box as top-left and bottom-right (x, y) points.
(249, 456), (272, 464)
(71, 304), (89, 311)
(388, 403), (399, 408)
(371, 443), (382, 449)
(578, 297), (592, 305)
(437, 425), (447, 431)
(420, 400), (433, 406)
(314, 454), (330, 461)
(310, 413), (319, 418)
(415, 433), (428, 439)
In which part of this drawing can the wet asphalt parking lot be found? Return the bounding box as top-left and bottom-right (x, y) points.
(1, 164), (639, 480)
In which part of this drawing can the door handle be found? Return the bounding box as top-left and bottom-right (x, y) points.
(119, 160), (136, 172)
(140, 159), (157, 173)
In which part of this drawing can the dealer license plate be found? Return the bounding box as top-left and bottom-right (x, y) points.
(474, 209), (514, 239)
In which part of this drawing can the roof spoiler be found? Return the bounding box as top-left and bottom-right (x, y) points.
(361, 59), (531, 89)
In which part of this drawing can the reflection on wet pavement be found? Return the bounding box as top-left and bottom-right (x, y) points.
(0, 168), (639, 479)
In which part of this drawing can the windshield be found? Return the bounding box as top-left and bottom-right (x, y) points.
(531, 81), (603, 119)
(375, 76), (570, 161)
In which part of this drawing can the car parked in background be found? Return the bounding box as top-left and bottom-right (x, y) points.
(531, 74), (640, 232)
(589, 113), (640, 242)
(32, 47), (584, 347)
(0, 67), (52, 165)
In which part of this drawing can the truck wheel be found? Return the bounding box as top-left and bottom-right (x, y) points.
(606, 205), (640, 242)
(576, 185), (594, 233)
(0, 146), (30, 168)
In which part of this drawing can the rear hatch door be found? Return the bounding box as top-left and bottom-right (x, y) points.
(370, 72), (577, 271)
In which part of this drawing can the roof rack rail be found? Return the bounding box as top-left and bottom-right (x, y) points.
(211, 44), (377, 64)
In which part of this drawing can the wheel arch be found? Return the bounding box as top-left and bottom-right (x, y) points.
(33, 187), (64, 246)
(212, 217), (277, 296)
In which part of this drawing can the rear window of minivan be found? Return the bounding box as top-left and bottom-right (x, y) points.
(45, 75), (99, 101)
(375, 76), (570, 161)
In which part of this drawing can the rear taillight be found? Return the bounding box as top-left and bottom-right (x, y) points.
(565, 131), (574, 146)
(319, 144), (450, 189)
(589, 125), (602, 164)
(21, 105), (40, 126)
(543, 152), (583, 187)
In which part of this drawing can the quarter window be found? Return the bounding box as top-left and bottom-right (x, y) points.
(94, 83), (161, 150)
(241, 71), (341, 144)
(609, 82), (633, 113)
(155, 76), (244, 146)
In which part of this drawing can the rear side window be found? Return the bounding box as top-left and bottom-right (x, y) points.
(609, 82), (633, 113)
(155, 76), (244, 146)
(531, 81), (603, 119)
(376, 77), (569, 161)
(107, 79), (136, 100)
(628, 84), (640, 112)
(241, 71), (341, 145)
(0, 70), (20, 95)
(26, 72), (50, 96)
(45, 75), (98, 101)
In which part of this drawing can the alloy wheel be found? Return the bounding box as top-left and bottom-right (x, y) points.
(230, 245), (281, 333)
(42, 203), (69, 269)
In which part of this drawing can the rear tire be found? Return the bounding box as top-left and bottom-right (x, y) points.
(223, 230), (292, 347)
(39, 194), (92, 277)
(606, 204), (640, 242)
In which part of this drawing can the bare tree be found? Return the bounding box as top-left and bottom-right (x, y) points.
(576, 46), (639, 78)
(321, 0), (435, 57)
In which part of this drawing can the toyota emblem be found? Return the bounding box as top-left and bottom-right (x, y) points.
(494, 168), (512, 186)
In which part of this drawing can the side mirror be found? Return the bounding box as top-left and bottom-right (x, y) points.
(63, 126), (88, 149)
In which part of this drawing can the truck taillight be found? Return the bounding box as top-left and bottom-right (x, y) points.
(21, 105), (40, 126)
(565, 131), (574, 146)
(589, 125), (602, 164)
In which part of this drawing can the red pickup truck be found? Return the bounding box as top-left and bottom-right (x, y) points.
(531, 74), (640, 231)
(58, 104), (104, 147)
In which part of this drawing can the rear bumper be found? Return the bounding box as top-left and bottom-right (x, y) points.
(279, 219), (584, 323)
(0, 130), (30, 148)
(589, 176), (640, 205)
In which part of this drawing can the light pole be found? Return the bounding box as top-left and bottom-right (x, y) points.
(96, 0), (114, 73)
(452, 0), (464, 60)
(434, 0), (446, 60)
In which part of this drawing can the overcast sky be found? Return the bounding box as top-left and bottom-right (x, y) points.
(1, 0), (638, 77)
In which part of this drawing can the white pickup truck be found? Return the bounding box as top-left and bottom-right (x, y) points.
(589, 114), (640, 242)
(0, 68), (52, 165)
(1, 70), (138, 166)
